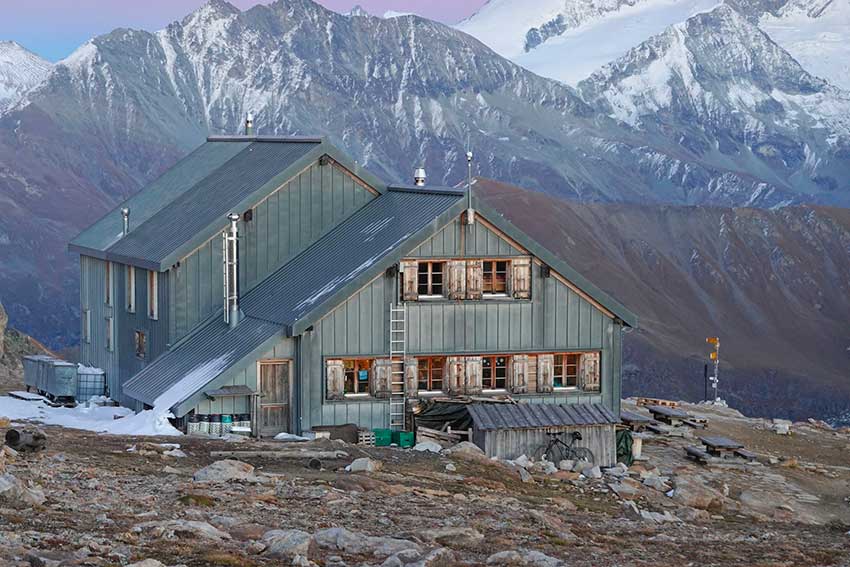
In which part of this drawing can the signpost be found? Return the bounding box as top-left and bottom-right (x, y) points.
(706, 337), (720, 402)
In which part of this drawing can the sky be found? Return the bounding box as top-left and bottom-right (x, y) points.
(0, 0), (488, 61)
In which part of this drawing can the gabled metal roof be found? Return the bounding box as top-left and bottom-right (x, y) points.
(69, 137), (388, 270)
(240, 187), (465, 333)
(122, 316), (282, 408)
(468, 402), (618, 431)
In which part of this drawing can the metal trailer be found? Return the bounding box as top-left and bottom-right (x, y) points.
(23, 355), (104, 403)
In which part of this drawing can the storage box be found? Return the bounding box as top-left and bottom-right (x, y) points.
(373, 428), (393, 447)
(392, 431), (415, 448)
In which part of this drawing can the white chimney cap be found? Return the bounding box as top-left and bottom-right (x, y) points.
(414, 167), (427, 186)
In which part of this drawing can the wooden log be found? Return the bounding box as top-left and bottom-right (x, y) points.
(5, 428), (47, 452)
(209, 450), (348, 460)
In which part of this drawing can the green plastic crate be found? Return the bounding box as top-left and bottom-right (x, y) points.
(392, 431), (415, 448)
(373, 428), (393, 447)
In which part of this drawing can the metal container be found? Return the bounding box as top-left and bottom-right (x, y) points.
(220, 414), (233, 435)
(198, 415), (210, 435)
(23, 356), (106, 404)
(209, 414), (222, 437)
(76, 365), (107, 402)
(187, 414), (200, 435)
(23, 355), (54, 394)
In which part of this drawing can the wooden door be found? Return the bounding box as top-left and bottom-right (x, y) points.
(259, 361), (290, 437)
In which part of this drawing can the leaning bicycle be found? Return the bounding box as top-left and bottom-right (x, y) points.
(533, 431), (595, 465)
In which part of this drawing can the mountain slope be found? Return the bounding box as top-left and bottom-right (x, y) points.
(476, 178), (850, 423)
(0, 0), (848, 349)
(578, 4), (850, 204)
(0, 41), (51, 113)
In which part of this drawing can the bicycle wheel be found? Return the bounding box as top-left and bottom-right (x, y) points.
(570, 446), (595, 466)
(533, 440), (556, 462)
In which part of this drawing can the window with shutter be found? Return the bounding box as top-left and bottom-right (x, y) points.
(465, 356), (483, 394)
(481, 355), (509, 390)
(417, 262), (445, 297)
(416, 356), (445, 392)
(466, 260), (483, 300)
(483, 260), (509, 295)
(511, 258), (531, 299)
(554, 353), (580, 388)
(326, 359), (346, 400)
(537, 354), (555, 393)
(510, 354), (529, 394)
(446, 261), (467, 300)
(400, 260), (419, 301)
(445, 356), (465, 394)
(580, 352), (601, 392)
(405, 358), (419, 398)
(371, 359), (392, 398)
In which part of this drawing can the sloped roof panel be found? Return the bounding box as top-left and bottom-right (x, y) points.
(468, 403), (618, 431)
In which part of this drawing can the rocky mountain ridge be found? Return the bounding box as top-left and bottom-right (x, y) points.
(0, 41), (51, 112)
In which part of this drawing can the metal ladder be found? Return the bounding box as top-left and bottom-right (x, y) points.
(389, 302), (407, 430)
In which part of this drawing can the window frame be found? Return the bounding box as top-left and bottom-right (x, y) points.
(482, 354), (510, 391)
(105, 317), (114, 352)
(105, 261), (113, 306)
(553, 353), (580, 389)
(417, 261), (446, 298)
(126, 265), (136, 313)
(82, 309), (91, 344)
(134, 330), (146, 359)
(343, 358), (373, 396)
(417, 356), (445, 392)
(147, 271), (158, 320)
(482, 259), (509, 297)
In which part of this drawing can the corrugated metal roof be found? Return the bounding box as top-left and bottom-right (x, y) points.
(468, 403), (619, 431)
(241, 188), (463, 328)
(122, 316), (281, 408)
(70, 141), (251, 253)
(106, 140), (320, 266)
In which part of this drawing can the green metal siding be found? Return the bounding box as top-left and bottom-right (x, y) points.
(168, 161), (376, 344)
(410, 218), (522, 257)
(79, 256), (119, 399)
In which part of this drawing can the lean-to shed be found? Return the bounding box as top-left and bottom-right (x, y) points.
(467, 402), (619, 466)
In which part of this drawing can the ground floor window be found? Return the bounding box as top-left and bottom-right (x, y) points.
(482, 355), (509, 390)
(554, 353), (580, 388)
(134, 330), (146, 359)
(417, 357), (445, 391)
(344, 359), (373, 394)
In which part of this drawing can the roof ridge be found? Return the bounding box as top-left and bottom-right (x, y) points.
(207, 135), (324, 143)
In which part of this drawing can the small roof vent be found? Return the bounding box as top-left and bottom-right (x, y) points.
(121, 208), (130, 237)
(245, 112), (254, 136)
(413, 167), (427, 187)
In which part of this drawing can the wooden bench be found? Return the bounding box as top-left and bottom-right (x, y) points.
(646, 405), (692, 426)
(685, 446), (712, 464)
(637, 397), (679, 408)
(734, 448), (759, 462)
(698, 435), (744, 458)
(682, 418), (707, 429)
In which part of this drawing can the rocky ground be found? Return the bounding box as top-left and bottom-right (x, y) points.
(1, 400), (849, 566)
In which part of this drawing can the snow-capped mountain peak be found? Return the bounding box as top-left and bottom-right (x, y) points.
(0, 41), (51, 113)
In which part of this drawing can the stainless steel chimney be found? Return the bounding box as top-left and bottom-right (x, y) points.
(414, 167), (427, 187)
(121, 208), (130, 236)
(245, 112), (254, 136)
(222, 213), (241, 328)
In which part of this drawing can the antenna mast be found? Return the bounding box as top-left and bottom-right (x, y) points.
(465, 134), (475, 225)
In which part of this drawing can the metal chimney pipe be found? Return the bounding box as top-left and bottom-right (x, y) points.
(223, 213), (241, 328)
(245, 112), (254, 136)
(414, 167), (427, 187)
(121, 208), (130, 236)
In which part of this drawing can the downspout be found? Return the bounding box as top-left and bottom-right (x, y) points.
(223, 213), (241, 328)
(294, 334), (302, 436)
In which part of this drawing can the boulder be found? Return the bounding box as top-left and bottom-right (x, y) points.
(571, 460), (591, 473)
(0, 473), (45, 508)
(510, 455), (532, 469)
(126, 561), (167, 567)
(133, 519), (231, 541)
(423, 526), (484, 546)
(581, 466), (602, 479)
(348, 457), (382, 473)
(671, 476), (724, 511)
(486, 549), (563, 566)
(557, 460), (574, 471)
(313, 527), (420, 558)
(193, 460), (256, 482)
(643, 476), (670, 492)
(262, 529), (311, 559)
(443, 441), (485, 458)
(413, 441), (442, 453)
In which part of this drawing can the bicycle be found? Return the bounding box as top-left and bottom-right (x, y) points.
(533, 431), (595, 465)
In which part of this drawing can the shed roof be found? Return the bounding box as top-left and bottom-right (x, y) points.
(467, 403), (619, 431)
(69, 137), (386, 270)
(241, 186), (465, 333)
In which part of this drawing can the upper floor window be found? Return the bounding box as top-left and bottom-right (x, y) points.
(135, 330), (146, 359)
(126, 265), (136, 313)
(105, 262), (113, 305)
(483, 260), (508, 295)
(482, 355), (509, 390)
(417, 357), (445, 392)
(554, 353), (580, 388)
(417, 261), (445, 297)
(148, 271), (158, 320)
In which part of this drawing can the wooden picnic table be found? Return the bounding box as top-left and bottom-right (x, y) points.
(620, 410), (653, 431)
(645, 404), (691, 425)
(698, 435), (744, 457)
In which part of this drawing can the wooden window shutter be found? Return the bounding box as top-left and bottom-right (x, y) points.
(400, 260), (419, 301)
(445, 356), (465, 395)
(326, 359), (345, 400)
(466, 260), (483, 300)
(537, 354), (555, 393)
(580, 352), (601, 392)
(404, 358), (419, 398)
(371, 359), (393, 398)
(446, 260), (467, 300)
(465, 356), (483, 395)
(510, 354), (529, 394)
(511, 258), (532, 299)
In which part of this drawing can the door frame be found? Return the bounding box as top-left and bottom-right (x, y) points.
(256, 358), (293, 438)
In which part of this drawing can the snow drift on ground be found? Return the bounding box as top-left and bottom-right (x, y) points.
(0, 396), (182, 437)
